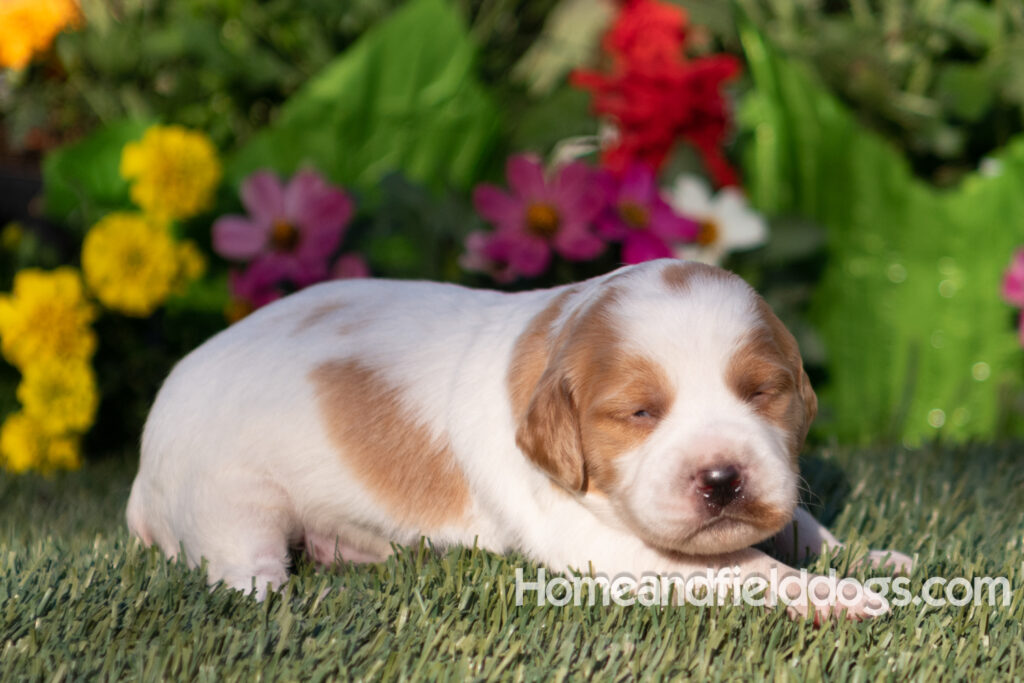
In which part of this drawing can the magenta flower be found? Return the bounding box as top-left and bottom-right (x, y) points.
(470, 155), (606, 279)
(1002, 248), (1024, 345)
(331, 253), (371, 280)
(460, 231), (518, 284)
(1003, 249), (1024, 307)
(229, 258), (290, 311)
(595, 163), (699, 264)
(213, 168), (354, 286)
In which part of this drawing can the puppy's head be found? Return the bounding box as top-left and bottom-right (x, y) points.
(511, 260), (816, 556)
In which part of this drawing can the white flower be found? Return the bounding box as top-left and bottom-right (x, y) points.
(668, 175), (768, 266)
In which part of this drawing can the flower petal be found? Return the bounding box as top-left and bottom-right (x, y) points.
(713, 188), (767, 250)
(240, 170), (286, 224)
(617, 163), (656, 204)
(1002, 249), (1024, 307)
(229, 257), (290, 308)
(212, 215), (269, 261)
(669, 174), (714, 217)
(473, 185), (523, 227)
(498, 231), (550, 278)
(285, 168), (354, 238)
(332, 253), (371, 279)
(506, 154), (548, 201)
(650, 200), (699, 242)
(554, 222), (606, 261)
(622, 231), (673, 264)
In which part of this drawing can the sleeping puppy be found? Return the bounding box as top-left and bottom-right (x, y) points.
(127, 259), (910, 619)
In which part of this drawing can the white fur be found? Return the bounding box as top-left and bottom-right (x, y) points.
(127, 259), (910, 618)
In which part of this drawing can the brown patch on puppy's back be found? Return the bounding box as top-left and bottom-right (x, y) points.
(310, 360), (470, 529)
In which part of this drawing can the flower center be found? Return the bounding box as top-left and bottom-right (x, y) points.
(525, 203), (561, 237)
(271, 220), (300, 251)
(697, 219), (719, 246)
(618, 201), (649, 229)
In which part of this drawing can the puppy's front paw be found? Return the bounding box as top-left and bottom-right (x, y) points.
(781, 574), (890, 624)
(858, 549), (914, 575)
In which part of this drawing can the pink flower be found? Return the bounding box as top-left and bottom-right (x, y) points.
(1003, 249), (1024, 307)
(229, 258), (289, 310)
(470, 155), (606, 279)
(595, 163), (698, 263)
(460, 231), (518, 284)
(331, 253), (371, 280)
(1002, 248), (1024, 345)
(213, 168), (354, 286)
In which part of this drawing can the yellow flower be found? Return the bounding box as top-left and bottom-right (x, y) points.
(0, 267), (96, 371)
(173, 240), (207, 293)
(82, 212), (191, 317)
(17, 360), (98, 435)
(0, 412), (80, 474)
(0, 0), (81, 70)
(120, 125), (222, 220)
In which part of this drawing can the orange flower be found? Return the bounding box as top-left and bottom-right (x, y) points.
(0, 0), (81, 70)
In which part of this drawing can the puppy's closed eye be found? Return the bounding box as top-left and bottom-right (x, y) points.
(738, 370), (794, 407)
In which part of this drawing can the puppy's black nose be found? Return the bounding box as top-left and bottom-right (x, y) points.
(697, 465), (742, 509)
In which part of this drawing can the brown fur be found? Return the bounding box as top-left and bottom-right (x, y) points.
(726, 298), (818, 459)
(727, 498), (793, 533)
(661, 260), (735, 292)
(512, 285), (670, 494)
(507, 288), (576, 422)
(577, 352), (672, 493)
(310, 360), (470, 529)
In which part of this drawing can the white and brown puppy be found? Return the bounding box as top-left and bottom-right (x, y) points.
(127, 259), (909, 618)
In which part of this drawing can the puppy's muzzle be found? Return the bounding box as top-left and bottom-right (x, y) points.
(696, 464), (743, 510)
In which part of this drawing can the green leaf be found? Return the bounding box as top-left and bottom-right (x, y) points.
(164, 272), (231, 316)
(947, 1), (1001, 51)
(935, 62), (996, 122)
(226, 0), (499, 194)
(739, 24), (1024, 445)
(509, 86), (595, 156)
(41, 119), (154, 228)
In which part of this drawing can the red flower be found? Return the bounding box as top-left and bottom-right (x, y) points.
(571, 0), (740, 187)
(603, 0), (687, 70)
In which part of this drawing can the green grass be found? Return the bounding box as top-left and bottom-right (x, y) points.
(2, 443), (1022, 681)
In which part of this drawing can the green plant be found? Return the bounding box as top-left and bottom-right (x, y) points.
(739, 0), (1024, 186)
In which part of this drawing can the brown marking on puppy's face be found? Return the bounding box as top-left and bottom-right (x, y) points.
(512, 285), (671, 495)
(726, 297), (817, 461)
(310, 360), (470, 529)
(662, 260), (736, 292)
(576, 352), (672, 494)
(292, 302), (347, 336)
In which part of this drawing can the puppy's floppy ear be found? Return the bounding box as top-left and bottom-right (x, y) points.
(515, 368), (586, 492)
(795, 365), (818, 449)
(756, 296), (818, 451)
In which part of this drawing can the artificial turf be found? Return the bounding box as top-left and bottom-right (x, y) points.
(1, 442), (1022, 681)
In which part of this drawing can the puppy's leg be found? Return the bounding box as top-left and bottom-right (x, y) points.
(773, 507), (913, 574)
(186, 477), (295, 600)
